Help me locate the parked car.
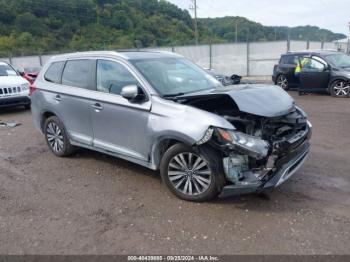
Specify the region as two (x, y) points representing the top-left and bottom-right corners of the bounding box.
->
(31, 51), (312, 202)
(0, 61), (31, 109)
(18, 66), (41, 84)
(273, 50), (350, 97)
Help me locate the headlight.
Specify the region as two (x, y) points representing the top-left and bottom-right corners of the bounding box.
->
(217, 128), (269, 159)
(21, 83), (30, 90)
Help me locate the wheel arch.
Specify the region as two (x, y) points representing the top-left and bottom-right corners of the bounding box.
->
(328, 77), (350, 90)
(150, 136), (195, 170)
(40, 110), (57, 132)
(274, 73), (283, 84)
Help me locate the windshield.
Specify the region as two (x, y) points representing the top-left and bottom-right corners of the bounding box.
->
(131, 57), (222, 97)
(0, 62), (17, 76)
(24, 67), (41, 73)
(325, 53), (350, 68)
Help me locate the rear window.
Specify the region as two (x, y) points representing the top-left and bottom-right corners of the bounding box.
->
(62, 59), (95, 90)
(44, 62), (65, 84)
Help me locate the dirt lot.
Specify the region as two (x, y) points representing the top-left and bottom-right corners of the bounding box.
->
(0, 92), (349, 255)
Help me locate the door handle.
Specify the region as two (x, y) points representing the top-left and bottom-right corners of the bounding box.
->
(92, 103), (103, 111)
(54, 94), (62, 101)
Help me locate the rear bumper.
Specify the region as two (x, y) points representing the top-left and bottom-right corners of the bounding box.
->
(219, 142), (310, 198)
(0, 96), (31, 108)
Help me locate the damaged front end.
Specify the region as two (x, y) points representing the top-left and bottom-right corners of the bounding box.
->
(195, 106), (312, 197)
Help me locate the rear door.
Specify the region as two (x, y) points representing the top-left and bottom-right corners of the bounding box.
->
(56, 59), (96, 145)
(300, 56), (330, 91)
(281, 55), (300, 86)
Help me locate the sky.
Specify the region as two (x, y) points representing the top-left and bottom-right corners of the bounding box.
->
(168, 0), (350, 36)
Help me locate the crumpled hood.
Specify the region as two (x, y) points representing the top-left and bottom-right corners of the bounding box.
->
(0, 76), (29, 87)
(180, 84), (295, 117)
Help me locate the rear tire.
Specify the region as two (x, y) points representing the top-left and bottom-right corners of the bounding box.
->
(160, 143), (224, 202)
(276, 74), (289, 90)
(44, 116), (75, 157)
(330, 80), (350, 98)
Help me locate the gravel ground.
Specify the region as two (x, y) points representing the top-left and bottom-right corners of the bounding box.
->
(0, 92), (349, 255)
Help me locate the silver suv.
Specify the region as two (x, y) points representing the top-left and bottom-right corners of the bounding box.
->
(31, 51), (312, 202)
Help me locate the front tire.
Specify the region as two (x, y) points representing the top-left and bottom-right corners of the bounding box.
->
(160, 143), (224, 202)
(44, 116), (75, 157)
(330, 80), (350, 98)
(276, 74), (289, 90)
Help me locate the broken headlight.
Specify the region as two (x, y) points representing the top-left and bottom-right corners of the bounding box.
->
(217, 128), (269, 159)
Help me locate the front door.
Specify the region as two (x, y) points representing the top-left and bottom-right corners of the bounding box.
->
(300, 56), (330, 92)
(91, 59), (152, 162)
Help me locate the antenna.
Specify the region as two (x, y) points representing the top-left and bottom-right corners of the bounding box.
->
(189, 0), (198, 45)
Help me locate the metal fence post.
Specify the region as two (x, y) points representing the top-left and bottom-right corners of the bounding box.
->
(171, 46), (175, 52)
(209, 41), (212, 69)
(306, 40), (310, 50)
(8, 55), (12, 65)
(39, 54), (43, 66)
(287, 39), (290, 52)
(321, 41), (324, 49)
(246, 41), (250, 77)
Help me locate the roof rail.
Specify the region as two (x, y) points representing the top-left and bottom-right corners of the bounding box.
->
(287, 49), (338, 53)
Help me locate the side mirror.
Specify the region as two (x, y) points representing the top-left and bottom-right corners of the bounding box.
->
(121, 85), (140, 101)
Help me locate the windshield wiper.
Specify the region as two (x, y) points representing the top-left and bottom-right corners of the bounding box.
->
(162, 93), (185, 99)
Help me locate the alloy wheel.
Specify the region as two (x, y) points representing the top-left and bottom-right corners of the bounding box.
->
(333, 81), (350, 97)
(167, 152), (212, 196)
(46, 122), (64, 153)
(277, 75), (288, 90)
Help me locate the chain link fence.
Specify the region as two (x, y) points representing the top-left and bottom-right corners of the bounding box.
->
(1, 40), (345, 77)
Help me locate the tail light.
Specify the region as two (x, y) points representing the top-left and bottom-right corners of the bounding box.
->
(29, 83), (37, 96)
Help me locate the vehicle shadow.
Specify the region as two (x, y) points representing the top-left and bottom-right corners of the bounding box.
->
(73, 148), (161, 182)
(0, 106), (29, 116)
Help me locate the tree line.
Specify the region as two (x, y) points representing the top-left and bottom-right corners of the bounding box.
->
(0, 0), (346, 57)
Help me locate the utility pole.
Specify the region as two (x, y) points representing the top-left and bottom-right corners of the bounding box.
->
(190, 0), (198, 45)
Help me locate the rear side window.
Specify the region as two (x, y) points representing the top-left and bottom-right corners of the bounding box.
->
(44, 61), (65, 84)
(281, 55), (299, 65)
(62, 59), (95, 90)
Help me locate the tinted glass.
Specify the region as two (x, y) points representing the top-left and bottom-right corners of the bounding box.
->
(62, 60), (95, 89)
(281, 55), (299, 65)
(44, 62), (65, 83)
(325, 53), (350, 68)
(97, 60), (138, 95)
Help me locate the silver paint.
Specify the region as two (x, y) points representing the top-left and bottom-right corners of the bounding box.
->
(32, 51), (298, 171)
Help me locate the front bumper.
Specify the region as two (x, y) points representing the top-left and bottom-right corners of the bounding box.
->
(219, 121), (312, 198)
(219, 141), (310, 198)
(0, 96), (31, 108)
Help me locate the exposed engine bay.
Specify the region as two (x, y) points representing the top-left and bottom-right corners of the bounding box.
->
(178, 90), (311, 189)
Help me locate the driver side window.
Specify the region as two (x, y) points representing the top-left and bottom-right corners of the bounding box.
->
(302, 57), (326, 71)
(96, 60), (139, 95)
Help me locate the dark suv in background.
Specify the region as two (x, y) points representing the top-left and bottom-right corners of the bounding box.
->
(273, 50), (350, 97)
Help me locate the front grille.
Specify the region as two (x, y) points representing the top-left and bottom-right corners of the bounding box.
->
(0, 86), (22, 97)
